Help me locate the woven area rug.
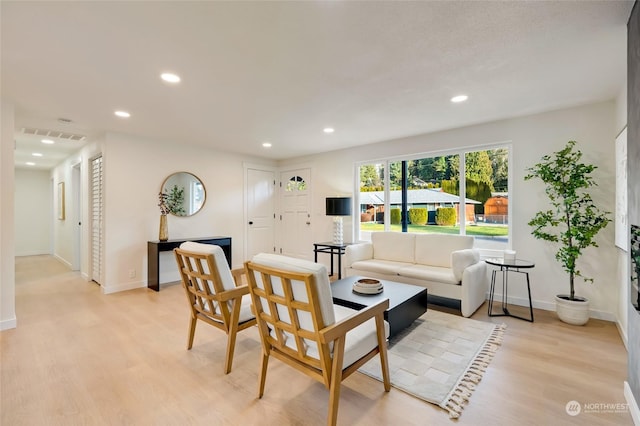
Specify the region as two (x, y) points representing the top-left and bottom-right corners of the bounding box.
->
(359, 309), (506, 419)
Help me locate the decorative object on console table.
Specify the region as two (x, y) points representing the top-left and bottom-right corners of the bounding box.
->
(525, 140), (611, 325)
(158, 215), (168, 241)
(158, 192), (170, 241)
(326, 196), (352, 245)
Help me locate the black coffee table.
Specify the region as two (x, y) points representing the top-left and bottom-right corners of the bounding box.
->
(331, 276), (428, 338)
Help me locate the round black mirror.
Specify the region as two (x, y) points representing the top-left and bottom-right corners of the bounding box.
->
(161, 172), (206, 217)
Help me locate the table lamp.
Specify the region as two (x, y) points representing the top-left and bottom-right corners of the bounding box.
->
(326, 197), (352, 245)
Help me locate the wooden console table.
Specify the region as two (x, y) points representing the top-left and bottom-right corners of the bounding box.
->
(147, 236), (232, 291)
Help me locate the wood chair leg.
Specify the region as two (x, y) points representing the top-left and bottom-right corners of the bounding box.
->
(224, 328), (240, 374)
(187, 314), (197, 350)
(327, 337), (346, 426)
(375, 315), (391, 391)
(224, 332), (237, 374)
(258, 351), (269, 398)
(224, 299), (243, 374)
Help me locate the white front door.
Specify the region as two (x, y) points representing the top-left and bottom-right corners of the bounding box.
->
(246, 167), (276, 259)
(279, 168), (312, 259)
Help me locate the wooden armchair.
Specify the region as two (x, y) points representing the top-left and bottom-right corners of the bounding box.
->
(174, 242), (256, 374)
(244, 253), (390, 426)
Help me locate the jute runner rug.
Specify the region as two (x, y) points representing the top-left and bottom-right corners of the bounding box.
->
(359, 309), (506, 419)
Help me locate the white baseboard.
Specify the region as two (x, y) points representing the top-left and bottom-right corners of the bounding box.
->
(0, 316), (17, 330)
(53, 254), (72, 269)
(15, 250), (50, 257)
(488, 293), (617, 322)
(101, 281), (145, 294)
(617, 320), (629, 350)
(625, 381), (640, 426)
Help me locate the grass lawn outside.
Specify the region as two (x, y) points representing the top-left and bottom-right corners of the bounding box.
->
(359, 222), (508, 237)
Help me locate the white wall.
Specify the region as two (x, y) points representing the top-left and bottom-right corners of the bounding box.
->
(100, 132), (274, 293)
(0, 100), (16, 330)
(15, 169), (52, 256)
(280, 101), (619, 320)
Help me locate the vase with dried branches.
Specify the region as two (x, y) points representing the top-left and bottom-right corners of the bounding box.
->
(158, 192), (170, 241)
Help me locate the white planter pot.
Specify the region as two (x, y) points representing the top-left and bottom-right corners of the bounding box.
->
(555, 295), (589, 325)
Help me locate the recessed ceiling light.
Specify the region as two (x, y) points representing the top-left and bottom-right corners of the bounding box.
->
(451, 95), (469, 103)
(32, 153), (43, 157)
(115, 110), (131, 118)
(323, 127), (335, 134)
(26, 162), (36, 166)
(262, 142), (272, 148)
(41, 139), (55, 144)
(161, 72), (181, 83)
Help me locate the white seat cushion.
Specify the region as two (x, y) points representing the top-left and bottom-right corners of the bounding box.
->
(350, 259), (413, 276)
(398, 264), (459, 285)
(333, 305), (389, 369)
(203, 294), (255, 323)
(301, 304), (389, 368)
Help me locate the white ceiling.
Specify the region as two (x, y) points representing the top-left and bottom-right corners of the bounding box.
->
(2, 1), (633, 170)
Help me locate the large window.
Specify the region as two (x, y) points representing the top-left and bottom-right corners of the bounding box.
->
(357, 146), (510, 249)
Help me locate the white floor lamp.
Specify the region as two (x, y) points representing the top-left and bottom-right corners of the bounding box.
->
(326, 197), (352, 245)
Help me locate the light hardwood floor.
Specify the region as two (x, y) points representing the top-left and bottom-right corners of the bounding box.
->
(1, 255), (632, 425)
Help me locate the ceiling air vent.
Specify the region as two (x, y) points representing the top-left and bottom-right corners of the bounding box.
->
(21, 127), (86, 141)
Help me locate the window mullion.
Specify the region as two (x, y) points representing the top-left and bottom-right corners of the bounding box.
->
(401, 160), (408, 232)
(384, 160), (390, 231)
(459, 154), (466, 235)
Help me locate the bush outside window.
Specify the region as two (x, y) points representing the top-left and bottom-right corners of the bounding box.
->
(357, 147), (509, 249)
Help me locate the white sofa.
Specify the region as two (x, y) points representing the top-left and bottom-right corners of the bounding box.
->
(343, 232), (487, 317)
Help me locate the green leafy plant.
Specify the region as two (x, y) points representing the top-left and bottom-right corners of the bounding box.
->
(435, 207), (456, 226)
(524, 141), (611, 300)
(165, 185), (186, 216)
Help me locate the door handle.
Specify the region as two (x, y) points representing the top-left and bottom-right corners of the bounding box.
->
(306, 221), (311, 225)
(249, 221), (254, 225)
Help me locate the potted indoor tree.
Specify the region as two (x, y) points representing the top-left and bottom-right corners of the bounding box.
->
(524, 141), (611, 325)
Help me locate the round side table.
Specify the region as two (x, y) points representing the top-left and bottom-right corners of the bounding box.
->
(485, 258), (535, 322)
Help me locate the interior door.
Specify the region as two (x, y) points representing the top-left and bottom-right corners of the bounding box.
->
(279, 168), (312, 260)
(72, 163), (82, 271)
(246, 168), (276, 259)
